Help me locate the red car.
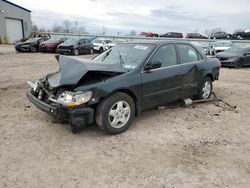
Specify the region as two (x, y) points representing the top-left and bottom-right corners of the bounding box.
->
(39, 38), (66, 52)
(139, 32), (159, 37)
(186, 33), (208, 39)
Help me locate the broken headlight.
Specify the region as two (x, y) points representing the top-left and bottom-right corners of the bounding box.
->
(57, 91), (92, 107)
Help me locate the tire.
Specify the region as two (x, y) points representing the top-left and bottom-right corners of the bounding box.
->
(234, 60), (242, 68)
(89, 48), (94, 54)
(73, 49), (79, 56)
(99, 47), (103, 53)
(196, 77), (213, 100)
(95, 92), (135, 134)
(30, 46), (37, 53)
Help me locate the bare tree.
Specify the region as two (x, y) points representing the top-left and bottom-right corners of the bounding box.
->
(62, 20), (72, 33)
(38, 26), (46, 32)
(52, 23), (63, 33)
(130, 30), (137, 36)
(78, 26), (86, 33)
(204, 28), (223, 37)
(32, 23), (38, 32)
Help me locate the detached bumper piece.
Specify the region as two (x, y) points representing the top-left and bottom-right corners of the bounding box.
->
(26, 92), (94, 132)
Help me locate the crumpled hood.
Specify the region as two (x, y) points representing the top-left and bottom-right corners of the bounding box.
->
(19, 42), (36, 46)
(47, 55), (126, 88)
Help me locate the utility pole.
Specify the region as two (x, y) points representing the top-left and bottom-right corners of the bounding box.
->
(75, 21), (78, 33)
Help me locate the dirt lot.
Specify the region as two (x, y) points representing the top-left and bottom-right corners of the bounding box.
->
(0, 44), (250, 188)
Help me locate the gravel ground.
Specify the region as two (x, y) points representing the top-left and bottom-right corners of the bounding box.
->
(0, 44), (250, 188)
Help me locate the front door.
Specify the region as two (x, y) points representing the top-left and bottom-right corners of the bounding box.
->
(141, 44), (183, 110)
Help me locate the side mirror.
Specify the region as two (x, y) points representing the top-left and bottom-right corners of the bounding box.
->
(144, 61), (162, 71)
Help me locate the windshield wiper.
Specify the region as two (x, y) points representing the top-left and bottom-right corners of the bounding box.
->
(102, 49), (112, 62)
(117, 49), (125, 68)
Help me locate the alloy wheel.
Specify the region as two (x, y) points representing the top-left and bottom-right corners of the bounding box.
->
(108, 101), (131, 128)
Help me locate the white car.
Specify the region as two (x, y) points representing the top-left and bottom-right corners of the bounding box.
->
(106, 39), (125, 49)
(210, 41), (235, 55)
(92, 39), (112, 53)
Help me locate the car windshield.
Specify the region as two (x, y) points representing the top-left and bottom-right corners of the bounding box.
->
(225, 48), (245, 54)
(214, 42), (233, 47)
(93, 43), (154, 70)
(64, 38), (79, 45)
(93, 39), (103, 43)
(25, 38), (39, 43)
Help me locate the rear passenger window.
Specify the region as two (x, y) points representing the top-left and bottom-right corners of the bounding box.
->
(150, 44), (177, 68)
(176, 44), (200, 64)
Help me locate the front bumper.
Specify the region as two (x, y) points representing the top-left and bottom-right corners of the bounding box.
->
(93, 46), (100, 51)
(220, 60), (236, 67)
(57, 48), (72, 54)
(26, 92), (94, 127)
(15, 46), (30, 52)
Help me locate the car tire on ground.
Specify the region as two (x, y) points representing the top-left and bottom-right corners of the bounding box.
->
(73, 49), (79, 56)
(234, 60), (242, 68)
(99, 47), (103, 53)
(89, 48), (94, 54)
(196, 77), (213, 100)
(30, 46), (37, 53)
(95, 92), (135, 134)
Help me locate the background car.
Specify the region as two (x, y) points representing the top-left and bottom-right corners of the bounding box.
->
(15, 37), (49, 52)
(190, 41), (206, 54)
(57, 38), (94, 55)
(39, 37), (66, 53)
(186, 33), (208, 39)
(216, 47), (250, 68)
(139, 32), (159, 37)
(210, 31), (232, 39)
(106, 39), (125, 49)
(232, 31), (250, 40)
(210, 41), (235, 55)
(160, 32), (183, 38)
(92, 39), (112, 53)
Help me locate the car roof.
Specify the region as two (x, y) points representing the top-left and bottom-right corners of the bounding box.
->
(123, 40), (189, 46)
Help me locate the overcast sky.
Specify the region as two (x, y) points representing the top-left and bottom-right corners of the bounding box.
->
(11, 0), (250, 35)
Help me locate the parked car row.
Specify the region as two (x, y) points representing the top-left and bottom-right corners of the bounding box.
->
(139, 31), (250, 40)
(15, 37), (122, 55)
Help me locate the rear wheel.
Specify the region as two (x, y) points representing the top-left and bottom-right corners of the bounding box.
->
(73, 49), (79, 56)
(89, 48), (94, 54)
(196, 77), (213, 99)
(95, 92), (135, 134)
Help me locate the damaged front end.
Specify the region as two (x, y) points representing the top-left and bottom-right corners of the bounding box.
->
(26, 55), (126, 132)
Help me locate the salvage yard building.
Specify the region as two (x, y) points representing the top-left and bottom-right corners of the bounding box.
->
(0, 0), (32, 43)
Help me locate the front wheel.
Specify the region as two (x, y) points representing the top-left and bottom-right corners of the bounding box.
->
(30, 46), (37, 53)
(234, 60), (242, 68)
(95, 92), (135, 134)
(196, 77), (213, 99)
(99, 47), (103, 53)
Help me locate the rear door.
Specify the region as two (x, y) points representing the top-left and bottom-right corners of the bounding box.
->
(243, 48), (250, 65)
(141, 44), (183, 110)
(176, 44), (206, 98)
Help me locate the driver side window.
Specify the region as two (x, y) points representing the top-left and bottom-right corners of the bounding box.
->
(150, 44), (177, 68)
